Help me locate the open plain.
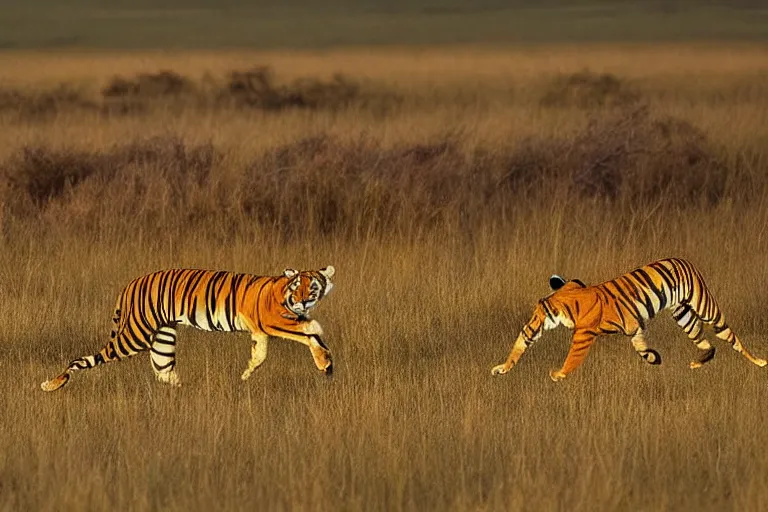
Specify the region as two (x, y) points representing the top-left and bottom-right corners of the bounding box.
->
(1, 39), (768, 510)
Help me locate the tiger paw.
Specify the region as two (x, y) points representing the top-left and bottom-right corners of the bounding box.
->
(549, 369), (566, 382)
(241, 364), (261, 381)
(156, 371), (181, 387)
(491, 364), (510, 376)
(689, 361), (703, 369)
(754, 358), (768, 368)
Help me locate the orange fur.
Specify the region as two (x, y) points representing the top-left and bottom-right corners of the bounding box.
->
(492, 258), (766, 381)
(41, 267), (336, 391)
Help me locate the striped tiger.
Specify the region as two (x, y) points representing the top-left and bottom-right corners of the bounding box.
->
(491, 257), (766, 381)
(41, 266), (336, 391)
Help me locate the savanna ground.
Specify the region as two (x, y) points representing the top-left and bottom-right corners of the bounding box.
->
(1, 7), (768, 509)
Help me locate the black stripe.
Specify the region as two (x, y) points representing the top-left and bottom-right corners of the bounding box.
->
(540, 299), (555, 320)
(231, 273), (247, 328)
(668, 260), (683, 302)
(649, 262), (676, 294)
(316, 273), (328, 299)
(121, 321), (148, 351)
(128, 279), (151, 338)
(204, 272), (220, 330)
(599, 286), (628, 331)
(523, 325), (534, 339)
(267, 324), (309, 337)
(157, 270), (177, 324)
(562, 302), (575, 323)
(636, 268), (667, 312)
(225, 273), (243, 331)
(189, 296), (201, 329)
(311, 335), (329, 351)
(170, 269), (188, 319)
(146, 273), (163, 328)
(623, 275), (655, 320)
(678, 260), (695, 303)
(607, 280), (644, 327)
(182, 270), (209, 322)
(215, 273), (234, 330)
(152, 359), (175, 371)
(672, 305), (688, 321)
(150, 346), (176, 357)
(682, 312), (698, 332)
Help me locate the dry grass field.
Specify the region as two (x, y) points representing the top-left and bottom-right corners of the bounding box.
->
(1, 45), (768, 511)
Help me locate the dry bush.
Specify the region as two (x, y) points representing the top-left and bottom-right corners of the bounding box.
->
(0, 67), (398, 120)
(0, 85), (98, 119)
(102, 70), (195, 99)
(501, 106), (731, 204)
(0, 107), (746, 240)
(540, 70), (640, 109)
(95, 66), (395, 115)
(0, 136), (220, 219)
(222, 67), (362, 111)
(101, 70), (197, 114)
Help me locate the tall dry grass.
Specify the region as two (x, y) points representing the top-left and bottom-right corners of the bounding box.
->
(1, 46), (768, 511)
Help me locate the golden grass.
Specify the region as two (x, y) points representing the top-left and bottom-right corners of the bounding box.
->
(2, 45), (768, 511)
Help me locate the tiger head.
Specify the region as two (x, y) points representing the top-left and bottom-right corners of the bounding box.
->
(281, 266), (335, 318)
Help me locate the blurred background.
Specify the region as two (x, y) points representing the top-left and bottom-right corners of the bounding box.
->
(1, 0), (767, 49)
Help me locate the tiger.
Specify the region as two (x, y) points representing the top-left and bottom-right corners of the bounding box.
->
(41, 266), (336, 391)
(491, 257), (766, 381)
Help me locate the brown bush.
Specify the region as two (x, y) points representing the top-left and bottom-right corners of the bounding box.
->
(498, 106), (729, 204)
(0, 85), (98, 119)
(101, 70), (195, 99)
(540, 70), (640, 108)
(220, 67), (361, 111)
(0, 108), (749, 238)
(0, 136), (220, 217)
(0, 67), (394, 118)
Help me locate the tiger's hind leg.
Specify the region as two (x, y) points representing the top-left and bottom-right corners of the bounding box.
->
(630, 328), (661, 365)
(672, 305), (716, 369)
(150, 325), (181, 387)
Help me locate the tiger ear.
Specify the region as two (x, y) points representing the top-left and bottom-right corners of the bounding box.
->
(320, 266), (335, 279)
(549, 275), (567, 290)
(283, 268), (299, 279)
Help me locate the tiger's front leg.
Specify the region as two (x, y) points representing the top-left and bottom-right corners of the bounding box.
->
(491, 333), (528, 376)
(272, 319), (333, 375)
(304, 320), (333, 375)
(550, 329), (596, 382)
(241, 333), (269, 381)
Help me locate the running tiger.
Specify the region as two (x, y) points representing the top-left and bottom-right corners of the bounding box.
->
(491, 257), (766, 381)
(41, 266), (336, 391)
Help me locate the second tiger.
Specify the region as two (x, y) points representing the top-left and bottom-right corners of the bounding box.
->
(491, 258), (766, 381)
